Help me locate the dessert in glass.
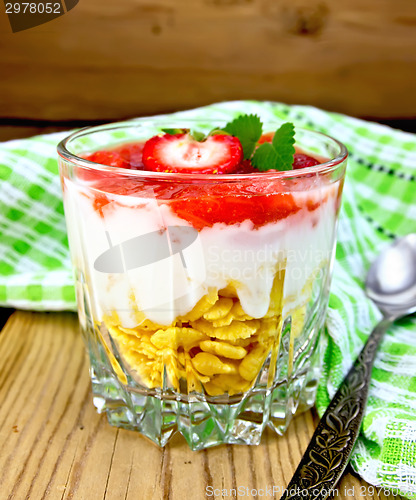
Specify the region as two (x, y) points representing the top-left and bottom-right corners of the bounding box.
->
(57, 115), (347, 450)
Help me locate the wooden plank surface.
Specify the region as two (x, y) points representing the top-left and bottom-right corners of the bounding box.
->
(1, 0), (416, 122)
(0, 310), (404, 500)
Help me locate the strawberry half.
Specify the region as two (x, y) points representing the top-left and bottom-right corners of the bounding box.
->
(142, 133), (243, 174)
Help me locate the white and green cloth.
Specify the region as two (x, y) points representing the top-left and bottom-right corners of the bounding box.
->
(0, 101), (415, 498)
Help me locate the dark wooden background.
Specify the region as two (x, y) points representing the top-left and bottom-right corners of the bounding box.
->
(1, 0), (416, 133)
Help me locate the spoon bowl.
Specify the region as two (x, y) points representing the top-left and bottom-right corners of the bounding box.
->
(366, 233), (416, 317)
(281, 233), (416, 500)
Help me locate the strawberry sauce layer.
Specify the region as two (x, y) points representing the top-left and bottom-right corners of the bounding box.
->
(82, 139), (327, 230)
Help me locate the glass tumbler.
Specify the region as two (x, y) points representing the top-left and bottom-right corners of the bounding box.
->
(57, 120), (347, 450)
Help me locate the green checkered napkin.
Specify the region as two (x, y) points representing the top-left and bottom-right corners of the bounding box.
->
(1, 101), (415, 497)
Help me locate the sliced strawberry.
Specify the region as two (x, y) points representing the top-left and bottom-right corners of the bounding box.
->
(292, 153), (320, 169)
(142, 133), (243, 174)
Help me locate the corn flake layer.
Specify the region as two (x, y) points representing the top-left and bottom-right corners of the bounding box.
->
(103, 271), (308, 396)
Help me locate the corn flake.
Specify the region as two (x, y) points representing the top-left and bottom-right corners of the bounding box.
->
(210, 374), (251, 394)
(103, 268), (311, 396)
(192, 352), (238, 376)
(192, 318), (259, 341)
(230, 301), (253, 321)
(150, 327), (208, 349)
(200, 340), (247, 360)
(218, 282), (238, 298)
(179, 288), (219, 321)
(203, 297), (234, 321)
(239, 345), (269, 382)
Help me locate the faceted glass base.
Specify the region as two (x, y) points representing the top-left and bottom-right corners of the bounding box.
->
(86, 311), (326, 450)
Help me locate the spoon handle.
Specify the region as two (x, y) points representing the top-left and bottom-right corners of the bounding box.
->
(280, 317), (392, 500)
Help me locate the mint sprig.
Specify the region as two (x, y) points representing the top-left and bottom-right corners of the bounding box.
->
(223, 114), (263, 160)
(161, 116), (296, 172)
(252, 122), (295, 171)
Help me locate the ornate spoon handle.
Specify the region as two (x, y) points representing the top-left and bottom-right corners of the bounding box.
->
(280, 317), (393, 500)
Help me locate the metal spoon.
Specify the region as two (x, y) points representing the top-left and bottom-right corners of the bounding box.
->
(280, 233), (416, 500)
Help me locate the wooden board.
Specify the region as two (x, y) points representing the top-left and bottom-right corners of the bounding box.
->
(0, 0), (415, 122)
(0, 310), (405, 499)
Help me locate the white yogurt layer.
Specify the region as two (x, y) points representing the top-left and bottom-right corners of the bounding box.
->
(63, 178), (340, 327)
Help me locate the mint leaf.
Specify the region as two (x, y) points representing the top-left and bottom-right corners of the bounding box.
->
(161, 128), (188, 135)
(223, 114), (263, 160)
(252, 122), (295, 171)
(251, 143), (278, 171)
(272, 122), (295, 170)
(190, 130), (206, 141)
